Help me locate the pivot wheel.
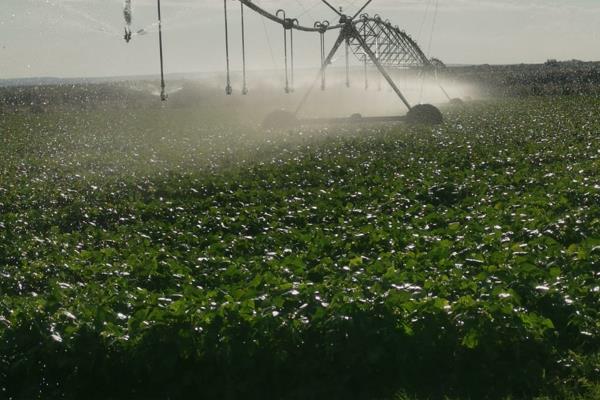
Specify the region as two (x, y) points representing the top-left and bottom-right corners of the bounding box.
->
(406, 104), (443, 125)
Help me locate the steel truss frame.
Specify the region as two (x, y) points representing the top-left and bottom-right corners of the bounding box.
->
(236, 0), (444, 112)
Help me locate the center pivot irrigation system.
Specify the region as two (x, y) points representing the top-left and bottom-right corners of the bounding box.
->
(125, 0), (454, 126)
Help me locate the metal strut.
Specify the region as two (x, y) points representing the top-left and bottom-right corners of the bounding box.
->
(290, 28), (294, 92)
(314, 20), (329, 91)
(290, 19), (298, 93)
(349, 23), (412, 110)
(295, 13), (415, 116)
(142, 0), (452, 111)
(277, 10), (290, 94)
(240, 1), (248, 95)
(239, 0), (342, 32)
(322, 0), (343, 17)
(233, 0), (436, 67)
(352, 0), (372, 19)
(224, 0), (232, 95)
(157, 0), (166, 101)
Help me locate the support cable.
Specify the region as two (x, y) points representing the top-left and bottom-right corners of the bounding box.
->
(426, 0), (439, 57)
(284, 28), (289, 93)
(423, 0), (439, 100)
(345, 37), (350, 88)
(157, 0), (167, 101)
(320, 32), (326, 90)
(363, 54), (368, 90)
(314, 21), (329, 90)
(376, 34), (381, 91)
(363, 22), (368, 90)
(260, 12), (277, 69)
(240, 0), (341, 32)
(276, 10), (290, 94)
(224, 0), (233, 95)
(290, 19), (298, 92)
(349, 24), (412, 110)
(296, 0), (321, 19)
(416, 0), (432, 44)
(420, 0), (449, 102)
(241, 1), (248, 95)
(295, 27), (347, 115)
(296, 21), (414, 116)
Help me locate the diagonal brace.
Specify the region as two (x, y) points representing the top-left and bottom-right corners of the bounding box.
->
(348, 24), (412, 110)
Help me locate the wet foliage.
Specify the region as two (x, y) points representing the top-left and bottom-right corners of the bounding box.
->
(0, 95), (599, 399)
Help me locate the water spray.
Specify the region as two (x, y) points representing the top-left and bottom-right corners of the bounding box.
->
(124, 0), (456, 123)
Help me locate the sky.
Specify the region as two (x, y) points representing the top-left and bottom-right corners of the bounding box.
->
(1, 0), (599, 79)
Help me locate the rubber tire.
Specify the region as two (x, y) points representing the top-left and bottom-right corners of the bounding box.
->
(406, 104), (443, 125)
(263, 110), (298, 129)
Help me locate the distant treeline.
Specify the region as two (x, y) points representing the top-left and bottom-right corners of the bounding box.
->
(0, 81), (238, 115)
(446, 61), (600, 97)
(0, 83), (157, 114)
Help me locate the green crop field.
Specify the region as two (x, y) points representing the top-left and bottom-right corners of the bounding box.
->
(1, 90), (599, 399)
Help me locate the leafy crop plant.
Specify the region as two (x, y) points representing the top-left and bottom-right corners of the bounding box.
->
(0, 93), (599, 400)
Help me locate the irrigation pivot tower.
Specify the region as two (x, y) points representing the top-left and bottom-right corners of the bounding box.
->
(136, 0), (449, 124)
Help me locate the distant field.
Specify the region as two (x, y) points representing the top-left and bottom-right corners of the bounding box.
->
(1, 65), (599, 399)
